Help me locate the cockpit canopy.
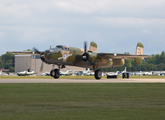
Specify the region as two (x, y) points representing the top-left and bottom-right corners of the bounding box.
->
(56, 45), (70, 51)
(50, 45), (70, 54)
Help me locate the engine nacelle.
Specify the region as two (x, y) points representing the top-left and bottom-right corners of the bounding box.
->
(134, 58), (143, 64)
(88, 52), (97, 61)
(112, 59), (125, 66)
(82, 52), (97, 63)
(40, 52), (51, 64)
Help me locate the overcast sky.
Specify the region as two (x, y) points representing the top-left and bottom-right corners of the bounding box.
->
(0, 0), (165, 55)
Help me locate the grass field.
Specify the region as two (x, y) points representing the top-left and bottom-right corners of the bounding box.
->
(1, 75), (165, 79)
(0, 83), (165, 120)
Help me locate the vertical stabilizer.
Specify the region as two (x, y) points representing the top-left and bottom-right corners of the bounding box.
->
(135, 43), (144, 64)
(123, 67), (126, 73)
(135, 42), (144, 55)
(89, 41), (97, 52)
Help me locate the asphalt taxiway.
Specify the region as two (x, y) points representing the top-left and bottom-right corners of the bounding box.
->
(0, 78), (165, 83)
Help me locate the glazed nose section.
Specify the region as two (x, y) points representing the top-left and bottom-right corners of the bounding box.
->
(44, 50), (51, 60)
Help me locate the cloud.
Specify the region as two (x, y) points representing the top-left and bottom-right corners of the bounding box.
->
(141, 29), (152, 34)
(96, 17), (165, 28)
(0, 31), (5, 38)
(54, 0), (165, 18)
(0, 0), (165, 55)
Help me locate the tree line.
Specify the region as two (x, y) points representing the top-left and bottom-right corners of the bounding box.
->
(0, 49), (33, 72)
(0, 52), (15, 72)
(0, 51), (165, 72)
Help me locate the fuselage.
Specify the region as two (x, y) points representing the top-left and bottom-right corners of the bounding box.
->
(42, 45), (125, 69)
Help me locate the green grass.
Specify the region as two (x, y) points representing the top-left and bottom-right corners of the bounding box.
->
(0, 83), (165, 120)
(0, 75), (165, 79)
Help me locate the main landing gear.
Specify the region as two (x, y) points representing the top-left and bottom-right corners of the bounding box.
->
(94, 69), (102, 80)
(50, 64), (102, 80)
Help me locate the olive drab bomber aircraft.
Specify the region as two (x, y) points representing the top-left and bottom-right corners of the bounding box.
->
(12, 41), (151, 79)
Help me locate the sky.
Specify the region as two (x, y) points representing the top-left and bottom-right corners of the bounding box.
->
(0, 0), (165, 55)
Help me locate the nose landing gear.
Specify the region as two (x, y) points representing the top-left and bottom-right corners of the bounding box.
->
(50, 69), (60, 79)
(50, 65), (60, 79)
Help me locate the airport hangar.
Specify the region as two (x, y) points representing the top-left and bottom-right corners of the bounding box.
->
(15, 55), (85, 74)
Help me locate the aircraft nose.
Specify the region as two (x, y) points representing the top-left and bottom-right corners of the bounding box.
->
(44, 50), (51, 60)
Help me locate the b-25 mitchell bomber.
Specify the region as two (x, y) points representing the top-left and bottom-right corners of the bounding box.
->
(12, 41), (151, 79)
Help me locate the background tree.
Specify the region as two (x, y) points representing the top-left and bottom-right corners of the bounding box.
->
(1, 52), (15, 72)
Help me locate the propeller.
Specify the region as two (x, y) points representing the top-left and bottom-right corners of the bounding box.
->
(84, 41), (87, 53)
(40, 62), (44, 72)
(82, 41), (89, 61)
(33, 47), (41, 54)
(33, 47), (44, 72)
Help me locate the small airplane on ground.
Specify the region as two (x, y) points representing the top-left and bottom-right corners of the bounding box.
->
(60, 69), (70, 76)
(142, 71), (153, 76)
(17, 69), (35, 76)
(12, 41), (151, 79)
(0, 71), (2, 76)
(106, 67), (127, 76)
(83, 68), (95, 76)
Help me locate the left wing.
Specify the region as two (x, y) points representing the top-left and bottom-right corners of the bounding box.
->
(8, 51), (40, 55)
(97, 53), (151, 59)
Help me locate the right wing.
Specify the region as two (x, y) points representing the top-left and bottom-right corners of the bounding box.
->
(97, 53), (152, 59)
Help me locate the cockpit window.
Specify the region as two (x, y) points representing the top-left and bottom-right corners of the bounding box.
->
(56, 45), (69, 51)
(56, 45), (63, 49)
(51, 47), (59, 53)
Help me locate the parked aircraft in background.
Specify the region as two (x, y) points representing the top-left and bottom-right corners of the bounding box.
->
(143, 71), (153, 76)
(0, 71), (9, 76)
(83, 68), (94, 76)
(17, 69), (36, 76)
(60, 69), (70, 76)
(118, 67), (127, 76)
(134, 71), (143, 76)
(106, 71), (119, 76)
(106, 67), (127, 76)
(40, 72), (50, 76)
(11, 41), (151, 79)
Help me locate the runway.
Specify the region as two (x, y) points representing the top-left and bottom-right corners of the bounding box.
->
(0, 78), (165, 83)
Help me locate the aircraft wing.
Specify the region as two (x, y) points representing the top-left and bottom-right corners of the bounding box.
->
(97, 53), (152, 59)
(8, 51), (40, 55)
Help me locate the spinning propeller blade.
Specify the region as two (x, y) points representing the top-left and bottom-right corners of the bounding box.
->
(33, 47), (41, 54)
(33, 47), (44, 72)
(84, 41), (87, 53)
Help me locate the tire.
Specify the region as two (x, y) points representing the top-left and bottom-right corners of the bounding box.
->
(127, 73), (129, 79)
(50, 70), (55, 77)
(122, 73), (125, 79)
(54, 69), (60, 79)
(94, 69), (102, 80)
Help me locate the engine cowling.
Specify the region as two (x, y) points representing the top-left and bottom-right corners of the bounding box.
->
(40, 52), (51, 64)
(82, 52), (97, 63)
(112, 59), (125, 66)
(81, 51), (97, 67)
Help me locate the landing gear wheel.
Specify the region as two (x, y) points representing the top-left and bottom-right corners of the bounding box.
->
(50, 70), (55, 77)
(50, 69), (60, 79)
(54, 69), (60, 79)
(122, 73), (129, 79)
(95, 69), (102, 80)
